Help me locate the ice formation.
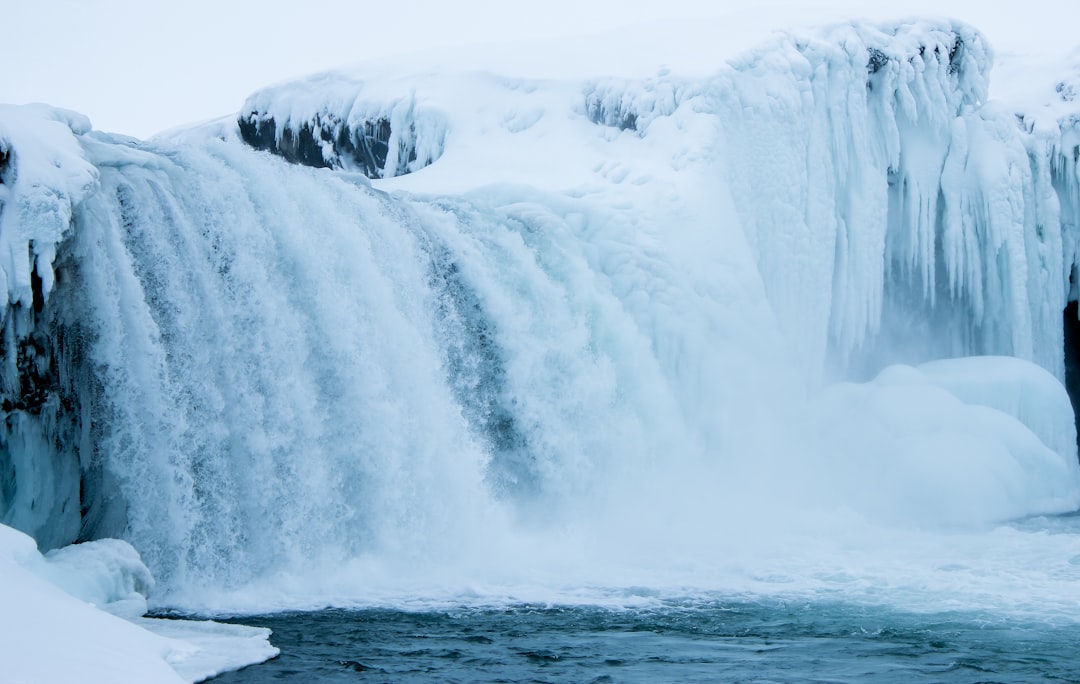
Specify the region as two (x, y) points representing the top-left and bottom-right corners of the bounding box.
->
(3, 14), (1080, 682)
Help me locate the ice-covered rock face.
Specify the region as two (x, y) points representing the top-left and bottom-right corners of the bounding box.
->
(0, 106), (100, 550)
(582, 78), (685, 132)
(238, 112), (396, 175)
(237, 76), (448, 178)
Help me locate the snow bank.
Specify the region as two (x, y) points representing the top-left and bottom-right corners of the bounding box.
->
(0, 523), (277, 683)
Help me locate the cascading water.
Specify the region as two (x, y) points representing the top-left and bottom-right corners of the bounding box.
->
(64, 139), (509, 594)
(43, 127), (787, 602)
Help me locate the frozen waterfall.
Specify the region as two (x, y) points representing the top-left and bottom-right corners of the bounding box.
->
(1, 18), (1080, 612)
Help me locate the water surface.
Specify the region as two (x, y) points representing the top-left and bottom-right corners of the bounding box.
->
(205, 601), (1080, 683)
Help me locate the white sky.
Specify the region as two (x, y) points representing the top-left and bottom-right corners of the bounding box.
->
(4, 0), (1078, 139)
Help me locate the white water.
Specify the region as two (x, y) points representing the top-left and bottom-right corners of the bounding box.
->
(4, 18), (1080, 628)
(70, 130), (784, 604)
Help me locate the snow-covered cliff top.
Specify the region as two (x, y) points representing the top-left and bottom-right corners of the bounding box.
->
(230, 16), (1076, 194)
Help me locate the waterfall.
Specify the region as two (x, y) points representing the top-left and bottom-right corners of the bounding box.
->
(2, 19), (1080, 611)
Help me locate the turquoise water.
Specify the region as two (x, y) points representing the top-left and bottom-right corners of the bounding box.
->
(204, 601), (1080, 682)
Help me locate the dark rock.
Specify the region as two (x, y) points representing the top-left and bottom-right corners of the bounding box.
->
(238, 111), (427, 179)
(1063, 300), (1080, 460)
(585, 96), (638, 131)
(866, 48), (889, 75)
(0, 142), (9, 184)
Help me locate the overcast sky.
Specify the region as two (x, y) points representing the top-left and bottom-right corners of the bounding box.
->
(4, 0), (1077, 138)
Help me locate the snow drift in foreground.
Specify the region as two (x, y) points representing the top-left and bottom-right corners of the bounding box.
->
(0, 524), (277, 683)
(3, 13), (1080, 682)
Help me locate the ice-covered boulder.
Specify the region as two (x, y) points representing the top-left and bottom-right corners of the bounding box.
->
(238, 74), (448, 177)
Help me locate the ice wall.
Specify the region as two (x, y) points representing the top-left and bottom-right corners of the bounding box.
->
(0, 106), (98, 549)
(710, 21), (1073, 384)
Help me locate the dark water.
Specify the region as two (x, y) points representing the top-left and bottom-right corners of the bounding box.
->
(202, 601), (1080, 683)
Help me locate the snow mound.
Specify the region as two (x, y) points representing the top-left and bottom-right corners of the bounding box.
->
(809, 357), (1080, 527)
(0, 523), (277, 683)
(910, 355), (1077, 465)
(40, 537), (156, 618)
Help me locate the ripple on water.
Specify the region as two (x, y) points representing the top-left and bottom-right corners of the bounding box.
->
(199, 601), (1080, 683)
